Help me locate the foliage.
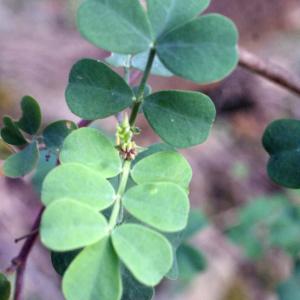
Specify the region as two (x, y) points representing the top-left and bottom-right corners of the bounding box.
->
(0, 273), (11, 300)
(227, 195), (300, 259)
(0, 0), (239, 299)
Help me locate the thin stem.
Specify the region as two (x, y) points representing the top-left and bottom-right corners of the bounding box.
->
(108, 160), (131, 230)
(129, 48), (156, 127)
(239, 47), (300, 96)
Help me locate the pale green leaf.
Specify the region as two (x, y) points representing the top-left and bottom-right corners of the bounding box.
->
(112, 224), (173, 286)
(131, 151), (192, 189)
(3, 142), (39, 178)
(143, 90), (216, 148)
(78, 0), (153, 54)
(42, 163), (115, 209)
(63, 238), (122, 300)
(157, 14), (239, 83)
(123, 182), (189, 232)
(60, 127), (122, 178)
(41, 198), (108, 251)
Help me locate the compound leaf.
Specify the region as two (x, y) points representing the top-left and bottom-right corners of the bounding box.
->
(60, 127), (122, 178)
(143, 90), (216, 148)
(3, 141), (39, 178)
(41, 198), (108, 251)
(157, 14), (238, 84)
(78, 0), (152, 54)
(123, 183), (189, 232)
(16, 96), (41, 135)
(1, 116), (27, 146)
(43, 120), (77, 152)
(63, 238), (122, 300)
(66, 59), (134, 120)
(131, 151), (192, 189)
(263, 119), (300, 188)
(42, 163), (115, 210)
(112, 224), (173, 286)
(147, 0), (210, 38)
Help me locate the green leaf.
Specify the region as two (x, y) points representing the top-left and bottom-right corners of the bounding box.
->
(147, 0), (210, 38)
(121, 266), (154, 300)
(43, 120), (77, 152)
(41, 198), (108, 251)
(157, 14), (239, 83)
(177, 244), (207, 284)
(123, 182), (189, 232)
(143, 90), (216, 148)
(3, 141), (39, 178)
(60, 127), (122, 178)
(66, 59), (134, 120)
(32, 149), (57, 194)
(77, 0), (153, 54)
(16, 96), (41, 134)
(131, 151), (192, 189)
(132, 51), (173, 77)
(112, 224), (173, 286)
(42, 163), (115, 210)
(63, 238), (122, 300)
(1, 116), (27, 146)
(51, 250), (81, 276)
(0, 139), (14, 160)
(263, 119), (300, 188)
(0, 273), (11, 300)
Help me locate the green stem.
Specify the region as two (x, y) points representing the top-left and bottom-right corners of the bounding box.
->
(108, 160), (131, 230)
(129, 48), (156, 127)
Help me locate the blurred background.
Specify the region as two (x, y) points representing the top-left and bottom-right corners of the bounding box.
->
(1, 0), (300, 299)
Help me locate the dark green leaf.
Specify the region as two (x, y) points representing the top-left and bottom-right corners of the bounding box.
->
(63, 238), (122, 300)
(32, 149), (57, 194)
(78, 0), (153, 54)
(51, 250), (81, 276)
(16, 96), (41, 134)
(157, 14), (239, 83)
(41, 198), (109, 251)
(147, 0), (210, 38)
(43, 120), (77, 152)
(177, 244), (207, 284)
(3, 141), (39, 178)
(42, 163), (115, 210)
(66, 59), (134, 120)
(0, 139), (14, 160)
(60, 128), (122, 178)
(123, 182), (189, 232)
(263, 119), (300, 188)
(1, 116), (27, 146)
(143, 90), (216, 148)
(0, 273), (11, 300)
(121, 266), (154, 300)
(112, 224), (173, 286)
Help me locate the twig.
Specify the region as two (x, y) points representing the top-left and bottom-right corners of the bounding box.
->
(6, 208), (44, 300)
(14, 229), (39, 243)
(239, 47), (300, 96)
